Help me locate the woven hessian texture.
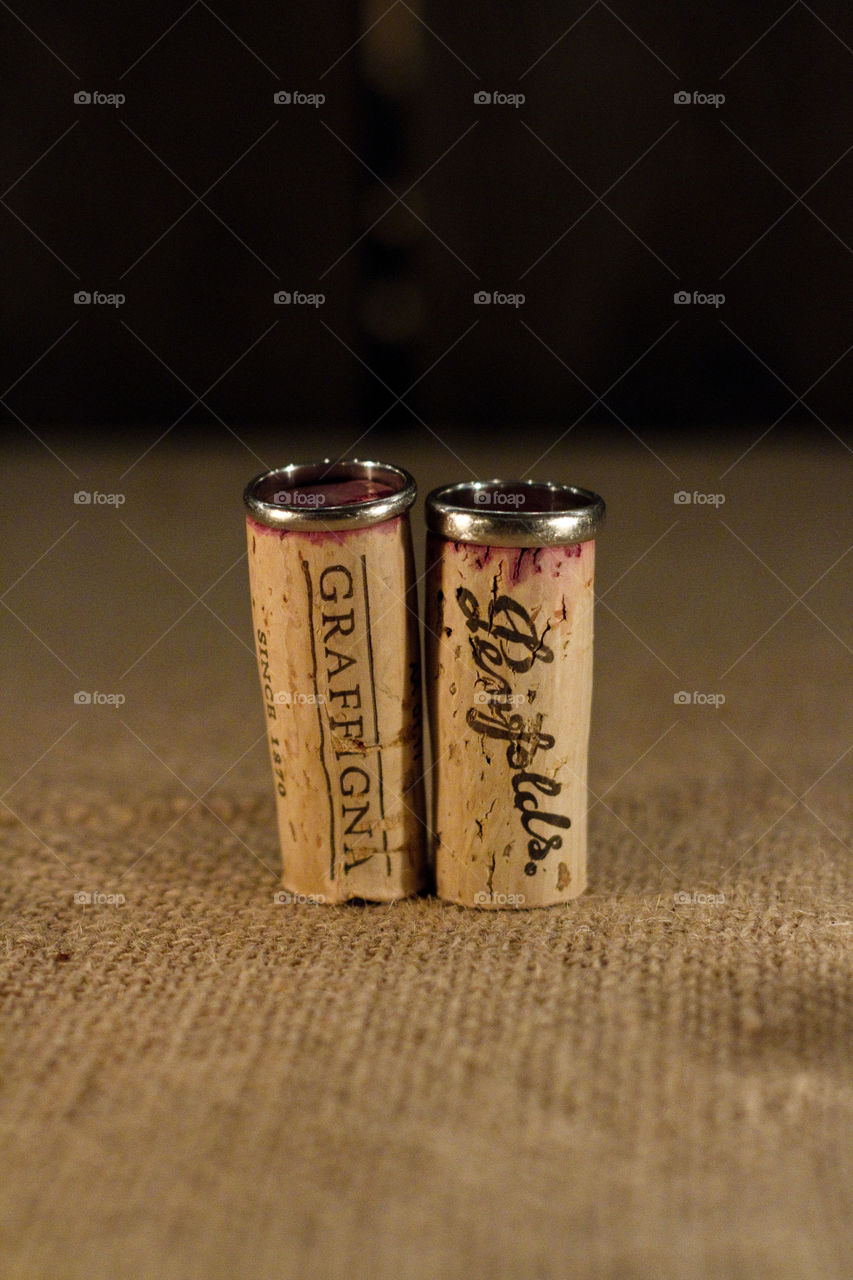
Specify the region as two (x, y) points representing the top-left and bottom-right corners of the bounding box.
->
(1, 437), (851, 1279)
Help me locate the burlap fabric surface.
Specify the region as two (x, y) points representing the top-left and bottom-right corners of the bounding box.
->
(1, 434), (850, 1278)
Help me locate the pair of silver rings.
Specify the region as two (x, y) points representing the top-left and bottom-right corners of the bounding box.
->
(244, 459), (605, 548)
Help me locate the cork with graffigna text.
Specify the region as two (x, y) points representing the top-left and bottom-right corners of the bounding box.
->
(247, 512), (427, 903)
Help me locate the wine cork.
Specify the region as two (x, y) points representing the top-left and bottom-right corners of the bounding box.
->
(425, 480), (606, 909)
(245, 460), (427, 902)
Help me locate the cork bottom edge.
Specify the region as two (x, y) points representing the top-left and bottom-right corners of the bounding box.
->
(278, 879), (588, 908)
(437, 888), (589, 910)
(279, 878), (428, 906)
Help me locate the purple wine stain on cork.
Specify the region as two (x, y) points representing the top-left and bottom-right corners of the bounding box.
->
(449, 540), (591, 584)
(247, 478), (401, 543)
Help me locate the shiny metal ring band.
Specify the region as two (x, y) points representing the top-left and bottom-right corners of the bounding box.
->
(425, 479), (605, 547)
(244, 459), (417, 531)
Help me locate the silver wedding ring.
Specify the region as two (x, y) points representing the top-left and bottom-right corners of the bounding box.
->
(245, 459), (417, 531)
(425, 479), (605, 547)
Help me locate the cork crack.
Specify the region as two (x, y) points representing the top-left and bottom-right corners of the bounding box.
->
(329, 726), (418, 754)
(532, 619), (553, 663)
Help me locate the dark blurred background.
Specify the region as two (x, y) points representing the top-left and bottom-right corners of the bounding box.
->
(2, 0), (853, 445)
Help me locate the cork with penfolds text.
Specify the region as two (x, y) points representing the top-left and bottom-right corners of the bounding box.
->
(425, 480), (605, 909)
(244, 460), (427, 903)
